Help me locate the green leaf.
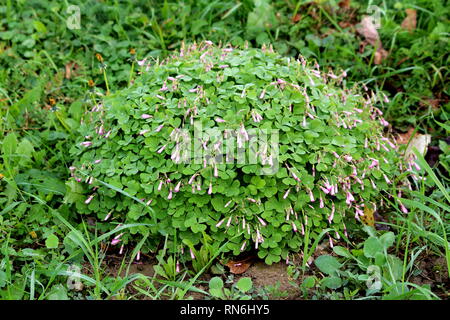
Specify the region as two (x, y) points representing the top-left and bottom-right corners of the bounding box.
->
(314, 255), (342, 275)
(209, 277), (224, 298)
(322, 276), (342, 289)
(302, 276), (316, 289)
(333, 246), (352, 258)
(46, 284), (69, 300)
(364, 237), (384, 258)
(236, 277), (252, 293)
(379, 232), (395, 250)
(45, 234), (59, 249)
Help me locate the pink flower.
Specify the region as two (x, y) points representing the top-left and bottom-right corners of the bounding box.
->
(114, 233), (124, 240)
(174, 181), (182, 193)
(157, 145), (167, 154)
(383, 173), (391, 184)
(214, 165), (218, 177)
(399, 202), (408, 214)
(155, 124), (164, 132)
(136, 251), (141, 261)
(80, 141), (92, 147)
(328, 235), (334, 248)
(309, 190), (315, 202)
(379, 118), (389, 127)
(215, 117), (226, 123)
(137, 59), (147, 66)
(368, 159), (379, 169)
(139, 129), (150, 135)
(111, 238), (121, 246)
(257, 216), (267, 227)
(119, 244), (124, 254)
(176, 261), (180, 273)
(85, 194), (94, 204)
(345, 191), (355, 205)
(94, 159), (102, 164)
(190, 248), (196, 260)
(226, 217), (232, 228)
(208, 183), (212, 195)
(167, 189), (173, 200)
(283, 189), (291, 199)
(224, 200), (232, 208)
(259, 88), (266, 99)
(104, 212), (112, 221)
(291, 171), (301, 182)
(240, 241), (247, 252)
(216, 219), (225, 228)
(328, 203), (335, 224)
(292, 222), (297, 232)
(141, 114), (152, 119)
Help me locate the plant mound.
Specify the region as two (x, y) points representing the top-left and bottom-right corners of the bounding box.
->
(69, 42), (403, 264)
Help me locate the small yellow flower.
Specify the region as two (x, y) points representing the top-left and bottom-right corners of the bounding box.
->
(0, 173), (4, 180)
(49, 98), (56, 106)
(129, 48), (136, 55)
(88, 79), (95, 87)
(29, 231), (37, 239)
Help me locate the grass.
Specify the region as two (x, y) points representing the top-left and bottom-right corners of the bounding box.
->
(0, 0), (449, 300)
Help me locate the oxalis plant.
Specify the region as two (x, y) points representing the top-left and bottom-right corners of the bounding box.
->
(68, 41), (413, 265)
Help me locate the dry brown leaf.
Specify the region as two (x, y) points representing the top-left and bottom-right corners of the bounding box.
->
(339, 21), (353, 29)
(338, 0), (351, 9)
(374, 48), (389, 65)
(397, 127), (416, 145)
(401, 9), (417, 32)
(291, 13), (301, 23)
(356, 16), (381, 47)
(356, 16), (388, 64)
(65, 62), (80, 80)
(225, 259), (252, 274)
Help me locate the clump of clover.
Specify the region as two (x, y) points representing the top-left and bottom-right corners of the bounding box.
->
(69, 42), (408, 265)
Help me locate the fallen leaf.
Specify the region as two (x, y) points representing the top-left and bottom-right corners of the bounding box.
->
(65, 63), (71, 79)
(65, 62), (80, 80)
(225, 258), (252, 274)
(405, 133), (432, 158)
(291, 13), (301, 23)
(356, 16), (381, 47)
(401, 9), (417, 32)
(360, 206), (375, 227)
(356, 16), (389, 64)
(420, 98), (440, 110)
(338, 0), (351, 9)
(397, 127), (415, 145)
(374, 48), (389, 65)
(339, 21), (353, 29)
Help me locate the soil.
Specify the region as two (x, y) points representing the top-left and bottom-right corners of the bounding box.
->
(79, 239), (448, 300)
(409, 254), (449, 299)
(240, 260), (302, 299)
